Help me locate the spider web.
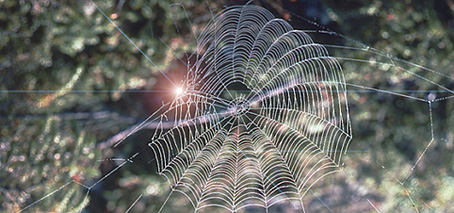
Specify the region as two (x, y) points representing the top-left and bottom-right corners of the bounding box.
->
(146, 5), (351, 212)
(6, 0), (454, 212)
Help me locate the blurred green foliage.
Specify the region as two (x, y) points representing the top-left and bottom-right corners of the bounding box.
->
(1, 116), (100, 212)
(1, 0), (453, 212)
(1, 0), (204, 211)
(323, 0), (454, 211)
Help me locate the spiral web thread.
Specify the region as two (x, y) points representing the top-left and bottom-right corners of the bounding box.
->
(150, 5), (352, 212)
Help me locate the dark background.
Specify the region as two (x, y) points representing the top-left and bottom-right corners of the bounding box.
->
(1, 0), (454, 212)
